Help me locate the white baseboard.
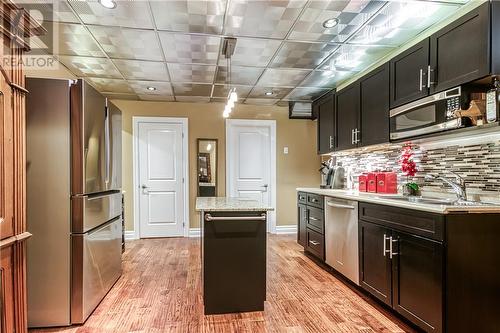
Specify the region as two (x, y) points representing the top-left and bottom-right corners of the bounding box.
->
(275, 225), (297, 235)
(188, 228), (201, 237)
(125, 230), (138, 240)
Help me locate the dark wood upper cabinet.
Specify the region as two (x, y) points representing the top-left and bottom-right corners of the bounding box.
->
(359, 63), (390, 147)
(315, 91), (335, 155)
(336, 83), (360, 151)
(430, 2), (490, 94)
(392, 231), (443, 333)
(390, 39), (430, 108)
(359, 220), (392, 307)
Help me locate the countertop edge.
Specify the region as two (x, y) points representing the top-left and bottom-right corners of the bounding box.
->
(296, 188), (500, 214)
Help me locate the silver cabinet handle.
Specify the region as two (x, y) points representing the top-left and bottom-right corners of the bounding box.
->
(427, 65), (435, 88)
(419, 68), (424, 91)
(327, 202), (355, 210)
(390, 237), (398, 259)
(383, 234), (391, 257)
(205, 213), (266, 221)
(354, 128), (360, 144)
(309, 217), (320, 221)
(329, 135), (334, 149)
(309, 240), (320, 246)
(351, 129), (355, 145)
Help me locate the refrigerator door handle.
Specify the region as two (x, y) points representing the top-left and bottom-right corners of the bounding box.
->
(104, 102), (110, 186)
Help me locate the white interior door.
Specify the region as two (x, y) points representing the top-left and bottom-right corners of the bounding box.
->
(138, 121), (185, 238)
(226, 119), (276, 232)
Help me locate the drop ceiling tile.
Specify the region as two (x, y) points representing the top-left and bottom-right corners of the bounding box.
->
(224, 0), (307, 39)
(349, 1), (461, 46)
(215, 66), (264, 86)
(244, 98), (280, 106)
(69, 0), (154, 29)
(103, 93), (139, 101)
(138, 95), (176, 102)
(212, 85), (252, 99)
(248, 87), (292, 99)
(19, 1), (79, 23)
(35, 22), (104, 57)
(300, 69), (353, 88)
(284, 87), (331, 101)
(270, 41), (338, 69)
(257, 68), (311, 88)
(151, 0), (226, 34)
(168, 64), (216, 84)
(320, 45), (394, 72)
(218, 38), (281, 67)
(288, 0), (385, 42)
(59, 55), (122, 78)
(128, 81), (173, 96)
(276, 100), (290, 107)
(86, 77), (133, 94)
(160, 33), (220, 65)
(176, 96), (211, 103)
(172, 83), (212, 96)
(113, 59), (170, 81)
(89, 26), (163, 61)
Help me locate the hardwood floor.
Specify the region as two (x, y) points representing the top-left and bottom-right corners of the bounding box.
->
(30, 235), (417, 333)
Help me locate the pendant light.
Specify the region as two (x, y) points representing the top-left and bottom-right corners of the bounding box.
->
(222, 37), (237, 118)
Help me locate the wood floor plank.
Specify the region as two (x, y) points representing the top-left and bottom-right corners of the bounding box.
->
(29, 235), (417, 333)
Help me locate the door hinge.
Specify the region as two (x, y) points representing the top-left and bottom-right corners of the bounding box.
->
(182, 178), (185, 183)
(182, 132), (185, 138)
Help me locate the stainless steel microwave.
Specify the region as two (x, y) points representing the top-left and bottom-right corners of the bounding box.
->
(389, 86), (472, 140)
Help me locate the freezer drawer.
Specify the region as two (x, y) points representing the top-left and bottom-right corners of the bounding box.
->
(71, 217), (122, 324)
(72, 192), (122, 233)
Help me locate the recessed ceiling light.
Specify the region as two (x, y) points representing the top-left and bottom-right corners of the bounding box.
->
(265, 91), (273, 96)
(147, 86), (156, 91)
(98, 0), (117, 9)
(322, 18), (339, 29)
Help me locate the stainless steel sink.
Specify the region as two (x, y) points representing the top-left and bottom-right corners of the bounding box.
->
(378, 195), (490, 206)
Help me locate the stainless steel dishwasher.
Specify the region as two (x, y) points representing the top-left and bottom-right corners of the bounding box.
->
(324, 198), (359, 285)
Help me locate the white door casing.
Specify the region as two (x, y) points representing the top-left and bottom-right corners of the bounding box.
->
(226, 119), (276, 232)
(133, 117), (188, 238)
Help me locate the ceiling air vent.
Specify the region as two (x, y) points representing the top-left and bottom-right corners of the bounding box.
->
(289, 101), (315, 119)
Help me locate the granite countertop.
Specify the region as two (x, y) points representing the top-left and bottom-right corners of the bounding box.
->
(196, 197), (275, 212)
(296, 188), (500, 214)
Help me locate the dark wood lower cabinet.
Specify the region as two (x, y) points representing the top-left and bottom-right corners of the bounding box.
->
(359, 221), (392, 307)
(392, 232), (443, 333)
(297, 204), (307, 247)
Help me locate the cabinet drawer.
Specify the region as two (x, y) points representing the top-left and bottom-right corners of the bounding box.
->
(306, 228), (324, 261)
(307, 193), (323, 209)
(307, 206), (324, 234)
(359, 203), (444, 242)
(297, 192), (307, 204)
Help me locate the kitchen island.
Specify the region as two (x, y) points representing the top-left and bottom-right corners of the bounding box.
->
(195, 197), (274, 315)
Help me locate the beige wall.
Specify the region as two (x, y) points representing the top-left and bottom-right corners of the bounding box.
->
(113, 100), (320, 231)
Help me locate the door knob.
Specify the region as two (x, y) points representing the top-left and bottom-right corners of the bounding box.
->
(141, 184), (149, 194)
(262, 184), (269, 192)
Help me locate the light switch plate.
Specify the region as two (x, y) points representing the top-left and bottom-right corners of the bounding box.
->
(283, 147), (289, 154)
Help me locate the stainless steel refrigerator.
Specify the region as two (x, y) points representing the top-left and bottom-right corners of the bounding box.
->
(26, 78), (123, 327)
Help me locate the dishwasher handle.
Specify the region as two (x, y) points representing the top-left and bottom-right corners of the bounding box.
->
(326, 201), (356, 210)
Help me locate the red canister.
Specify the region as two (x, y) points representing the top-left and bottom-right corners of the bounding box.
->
(367, 173), (377, 193)
(377, 172), (398, 194)
(358, 174), (367, 192)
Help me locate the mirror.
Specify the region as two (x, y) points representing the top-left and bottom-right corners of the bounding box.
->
(197, 139), (218, 197)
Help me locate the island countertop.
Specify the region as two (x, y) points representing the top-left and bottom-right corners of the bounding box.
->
(196, 197), (274, 212)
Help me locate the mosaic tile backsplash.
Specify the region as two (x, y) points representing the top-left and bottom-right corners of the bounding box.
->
(332, 140), (500, 193)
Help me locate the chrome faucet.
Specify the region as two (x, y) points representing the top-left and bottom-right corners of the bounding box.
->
(425, 172), (467, 201)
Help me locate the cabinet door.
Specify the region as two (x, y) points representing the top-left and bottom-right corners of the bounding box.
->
(297, 204), (307, 247)
(392, 232), (443, 333)
(316, 92), (335, 154)
(390, 39), (430, 108)
(1, 245), (15, 333)
(430, 2), (490, 94)
(359, 221), (392, 306)
(359, 63), (390, 147)
(336, 83), (359, 151)
(0, 75), (14, 240)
